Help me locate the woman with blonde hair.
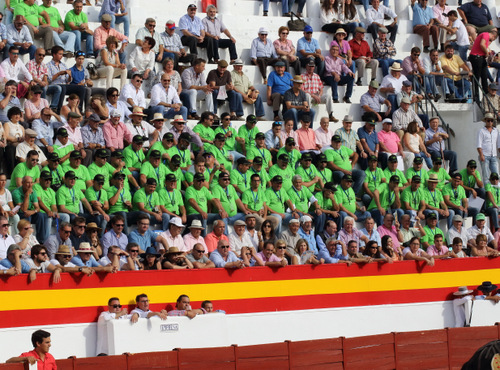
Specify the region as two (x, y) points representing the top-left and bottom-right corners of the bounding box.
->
(96, 36), (127, 89)
(13, 219), (39, 259)
(292, 238), (323, 265)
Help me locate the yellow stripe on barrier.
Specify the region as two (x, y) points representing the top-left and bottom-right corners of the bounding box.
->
(3, 268), (500, 311)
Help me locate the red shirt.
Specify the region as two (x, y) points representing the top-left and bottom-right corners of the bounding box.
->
(348, 38), (373, 60)
(20, 350), (57, 370)
(470, 32), (489, 57)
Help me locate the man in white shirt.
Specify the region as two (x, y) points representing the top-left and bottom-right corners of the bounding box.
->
(125, 107), (156, 150)
(130, 293), (167, 323)
(0, 215), (16, 259)
(96, 297), (130, 355)
(379, 62), (408, 112)
(422, 49), (447, 101)
(229, 219), (254, 257)
(149, 73), (188, 120)
(179, 58), (214, 120)
(1, 46), (33, 96)
(366, 0), (398, 44)
(477, 113), (499, 184)
(438, 10), (469, 62)
(466, 213), (497, 250)
(119, 74), (147, 109)
(315, 117), (335, 149)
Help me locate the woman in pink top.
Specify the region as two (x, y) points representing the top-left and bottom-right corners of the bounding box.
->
(279, 119), (299, 149)
(470, 29), (498, 95)
(273, 26), (301, 75)
(330, 28), (354, 73)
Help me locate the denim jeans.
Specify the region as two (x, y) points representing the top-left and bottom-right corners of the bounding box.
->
(423, 208), (455, 230)
(283, 107), (316, 130)
(6, 43), (36, 59)
(378, 58), (402, 77)
(53, 31), (76, 52)
(339, 210), (371, 226)
(71, 30), (94, 56)
(428, 149), (458, 173)
(449, 42), (469, 63)
(111, 13), (130, 37)
(262, 0), (288, 13)
(45, 84), (64, 111)
(444, 78), (471, 99)
(361, 0), (389, 10)
(228, 92), (265, 117)
(324, 74), (354, 101)
(370, 208), (404, 227)
(424, 74), (447, 95)
(480, 156), (499, 184)
(180, 89), (215, 114)
(486, 207), (500, 230)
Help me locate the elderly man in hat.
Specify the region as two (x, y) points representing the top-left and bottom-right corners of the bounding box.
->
(392, 97), (425, 140)
(81, 113), (105, 165)
(206, 60), (239, 118)
(149, 73), (188, 120)
(333, 115), (365, 156)
(378, 119), (408, 168)
(93, 13), (128, 63)
(476, 112), (499, 182)
(440, 44), (472, 102)
(250, 27), (279, 84)
(160, 217), (187, 251)
(324, 44), (355, 104)
(103, 109), (133, 151)
(71, 243), (116, 272)
(183, 219), (208, 253)
(373, 27), (402, 78)
(125, 107), (156, 150)
(50, 244), (93, 275)
(476, 281), (500, 302)
(466, 213), (497, 250)
(283, 75), (315, 129)
(452, 286), (474, 327)
(160, 20), (196, 67)
(169, 114), (203, 150)
(32, 107), (62, 156)
(483, 84), (500, 121)
(16, 128), (47, 166)
(425, 116), (457, 172)
(349, 27), (379, 86)
(379, 61), (408, 110)
(231, 59), (265, 120)
(266, 60), (293, 121)
(202, 5), (238, 64)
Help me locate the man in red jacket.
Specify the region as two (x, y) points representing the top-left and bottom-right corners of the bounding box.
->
(349, 27), (379, 86)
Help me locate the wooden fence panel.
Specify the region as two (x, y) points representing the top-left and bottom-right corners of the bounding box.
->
(448, 326), (499, 369)
(235, 342), (289, 370)
(288, 338), (343, 369)
(395, 330), (449, 370)
(343, 333), (395, 370)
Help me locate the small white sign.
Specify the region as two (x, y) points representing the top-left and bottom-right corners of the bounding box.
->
(160, 323), (179, 333)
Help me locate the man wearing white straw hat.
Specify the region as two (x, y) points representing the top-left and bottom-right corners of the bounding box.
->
(125, 106), (156, 150)
(452, 286), (473, 327)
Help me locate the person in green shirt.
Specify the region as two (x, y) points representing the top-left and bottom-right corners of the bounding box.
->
(315, 181), (341, 226)
(269, 154), (295, 191)
(265, 175), (298, 236)
(326, 135), (366, 195)
(123, 135), (146, 182)
(485, 172), (500, 232)
(423, 173), (452, 229)
(39, 0), (76, 55)
(405, 157), (429, 185)
(107, 172), (134, 234)
(192, 111), (216, 151)
(42, 152), (65, 191)
(184, 159), (214, 188)
(64, 0), (94, 56)
(362, 155), (386, 207)
(147, 132), (174, 162)
(248, 156), (270, 190)
(61, 150), (92, 194)
(315, 154), (333, 192)
(247, 132), (272, 171)
(277, 137), (301, 169)
(14, 0), (54, 51)
(236, 114), (260, 154)
(230, 157), (251, 194)
(88, 149), (115, 190)
(426, 156), (451, 191)
(211, 171), (248, 233)
(384, 154), (409, 190)
(207, 133), (233, 172)
(85, 174), (110, 233)
(402, 175), (426, 220)
(295, 152), (323, 193)
(139, 150), (168, 191)
(56, 170), (93, 222)
(336, 174), (371, 225)
(287, 174), (324, 233)
(166, 132), (192, 171)
(53, 127), (74, 165)
(241, 173), (277, 231)
(420, 212), (446, 250)
(132, 177), (168, 230)
(185, 172), (225, 236)
(9, 149), (41, 191)
(215, 112), (246, 164)
(202, 152), (222, 190)
(459, 159), (485, 199)
(158, 173), (187, 225)
(443, 172), (479, 220)
(369, 175), (404, 226)
(164, 155), (185, 190)
(110, 150), (141, 193)
(35, 171), (68, 240)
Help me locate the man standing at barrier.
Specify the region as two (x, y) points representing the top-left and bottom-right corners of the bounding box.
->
(6, 329), (56, 368)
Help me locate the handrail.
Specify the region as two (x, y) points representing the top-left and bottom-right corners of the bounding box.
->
(471, 74), (499, 117)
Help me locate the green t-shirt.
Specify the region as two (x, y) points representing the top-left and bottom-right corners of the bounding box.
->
(325, 147), (353, 171)
(12, 187), (37, 210)
(56, 185), (84, 214)
(5, 0), (22, 10)
(64, 9), (88, 31)
(269, 164), (295, 191)
(315, 191), (334, 211)
(132, 188), (160, 212)
(212, 184), (239, 217)
(237, 124), (260, 151)
(158, 188), (184, 215)
(88, 162), (115, 190)
(316, 167), (333, 185)
(230, 169), (250, 193)
(106, 186), (132, 213)
(140, 162), (167, 191)
(41, 165), (64, 188)
(405, 167), (429, 184)
(249, 167), (269, 190)
(295, 164), (319, 193)
(61, 163), (90, 194)
(265, 187), (290, 214)
(146, 141), (170, 161)
(164, 166), (184, 191)
(384, 168), (407, 188)
(242, 188), (266, 212)
(336, 186), (356, 214)
(192, 123), (215, 151)
(34, 183), (55, 213)
(85, 186), (109, 205)
(459, 168), (482, 190)
(52, 143), (74, 165)
(427, 168), (451, 191)
(422, 187), (444, 209)
(287, 186), (313, 213)
(214, 126), (237, 151)
(364, 167), (386, 193)
(123, 144), (145, 170)
(443, 183), (466, 207)
(185, 186), (213, 214)
(184, 171), (210, 185)
(401, 186), (425, 210)
(39, 4), (61, 27)
(247, 146), (272, 169)
(14, 2), (40, 26)
(166, 146), (191, 169)
(486, 183), (500, 208)
(9, 163), (40, 191)
(368, 183), (397, 211)
(206, 144), (232, 171)
(277, 147), (301, 169)
(421, 225), (445, 246)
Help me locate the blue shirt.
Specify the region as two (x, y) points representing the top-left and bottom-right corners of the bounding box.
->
(298, 227), (318, 254)
(412, 3), (434, 27)
(0, 23), (6, 42)
(69, 64), (88, 85)
(70, 254), (100, 267)
(267, 70), (293, 95)
(359, 228), (382, 248)
(265, 129), (280, 150)
(0, 258), (31, 273)
(32, 119), (56, 147)
(250, 37), (277, 59)
(101, 230), (128, 255)
(129, 229), (157, 251)
(297, 37), (320, 55)
(209, 249), (240, 268)
(6, 23), (32, 45)
(316, 231), (337, 253)
(0, 94), (21, 123)
(459, 2), (491, 27)
(318, 246), (343, 264)
(357, 126), (379, 152)
(99, 0), (126, 17)
(178, 14), (204, 36)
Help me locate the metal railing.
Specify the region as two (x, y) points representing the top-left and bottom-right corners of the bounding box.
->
(471, 74), (499, 118)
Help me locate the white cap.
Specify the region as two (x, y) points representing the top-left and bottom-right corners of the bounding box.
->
(258, 27), (269, 35)
(169, 217), (185, 228)
(300, 215), (312, 223)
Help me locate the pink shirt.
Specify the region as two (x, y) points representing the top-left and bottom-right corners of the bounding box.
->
(377, 129), (400, 153)
(471, 32), (490, 56)
(280, 130), (298, 145)
(257, 251), (281, 262)
(377, 224), (401, 250)
(183, 233), (208, 253)
(315, 127), (334, 148)
(204, 232), (228, 253)
(160, 230), (187, 251)
(102, 120), (133, 149)
(426, 244), (449, 256)
(296, 127), (316, 151)
(94, 26), (129, 51)
(64, 123), (83, 146)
